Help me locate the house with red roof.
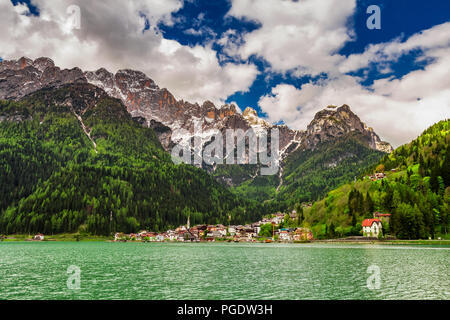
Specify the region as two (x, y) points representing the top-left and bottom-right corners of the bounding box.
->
(362, 219), (383, 237)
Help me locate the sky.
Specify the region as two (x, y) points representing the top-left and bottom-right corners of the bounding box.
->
(2, 0), (450, 147)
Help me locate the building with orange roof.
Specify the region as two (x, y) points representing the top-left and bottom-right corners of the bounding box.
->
(362, 219), (383, 237)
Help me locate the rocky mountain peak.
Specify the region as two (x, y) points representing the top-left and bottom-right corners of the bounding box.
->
(306, 104), (393, 152)
(220, 103), (237, 116)
(32, 57), (55, 73)
(202, 100), (216, 111)
(242, 107), (258, 118)
(242, 107), (271, 128)
(0, 56), (86, 100)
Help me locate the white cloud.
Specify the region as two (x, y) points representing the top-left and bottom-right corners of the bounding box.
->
(226, 0), (356, 76)
(339, 22), (450, 74)
(0, 0), (258, 106)
(258, 84), (304, 124)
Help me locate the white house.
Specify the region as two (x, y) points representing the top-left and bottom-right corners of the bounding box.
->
(33, 234), (44, 241)
(362, 219), (383, 237)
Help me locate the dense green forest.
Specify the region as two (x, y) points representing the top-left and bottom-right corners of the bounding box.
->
(301, 120), (450, 239)
(277, 132), (385, 206)
(223, 132), (385, 208)
(0, 84), (269, 235)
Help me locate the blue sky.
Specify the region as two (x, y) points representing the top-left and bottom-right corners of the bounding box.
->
(3, 0), (450, 146)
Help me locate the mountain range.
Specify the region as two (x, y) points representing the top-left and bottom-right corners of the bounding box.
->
(0, 57), (392, 153)
(0, 57), (393, 202)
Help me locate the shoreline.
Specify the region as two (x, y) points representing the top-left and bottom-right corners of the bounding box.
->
(1, 235), (449, 246)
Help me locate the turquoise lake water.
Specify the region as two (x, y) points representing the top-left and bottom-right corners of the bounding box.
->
(0, 242), (448, 300)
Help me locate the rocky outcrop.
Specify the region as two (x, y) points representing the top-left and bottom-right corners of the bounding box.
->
(148, 119), (174, 150)
(0, 57), (86, 100)
(304, 104), (393, 153)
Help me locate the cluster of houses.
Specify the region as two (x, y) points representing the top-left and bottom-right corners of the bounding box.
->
(114, 212), (314, 243)
(365, 172), (386, 181)
(365, 169), (398, 182)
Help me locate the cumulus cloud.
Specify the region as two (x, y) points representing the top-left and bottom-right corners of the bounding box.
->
(339, 22), (450, 74)
(0, 0), (258, 105)
(258, 84), (304, 124)
(226, 0), (356, 76)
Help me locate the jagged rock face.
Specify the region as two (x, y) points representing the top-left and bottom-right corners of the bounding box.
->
(148, 119), (174, 150)
(305, 104), (393, 153)
(85, 67), (201, 130)
(0, 57), (392, 158)
(84, 65), (303, 155)
(0, 57), (86, 100)
(242, 107), (269, 127)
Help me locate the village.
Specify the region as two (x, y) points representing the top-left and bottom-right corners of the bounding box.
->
(112, 209), (396, 243)
(113, 212), (315, 243)
(17, 211), (395, 243)
(20, 211), (394, 243)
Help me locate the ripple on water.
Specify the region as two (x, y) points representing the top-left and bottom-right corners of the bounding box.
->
(0, 242), (448, 299)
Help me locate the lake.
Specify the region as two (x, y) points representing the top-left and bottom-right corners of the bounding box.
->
(0, 242), (448, 300)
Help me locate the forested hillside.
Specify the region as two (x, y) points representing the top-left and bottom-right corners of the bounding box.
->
(277, 132), (385, 206)
(301, 120), (450, 239)
(0, 84), (267, 235)
(226, 132), (385, 208)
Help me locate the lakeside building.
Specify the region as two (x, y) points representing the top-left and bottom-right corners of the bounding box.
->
(278, 228), (313, 242)
(33, 234), (44, 241)
(362, 219), (383, 237)
(271, 213), (285, 225)
(293, 228), (314, 241)
(279, 229), (292, 241)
